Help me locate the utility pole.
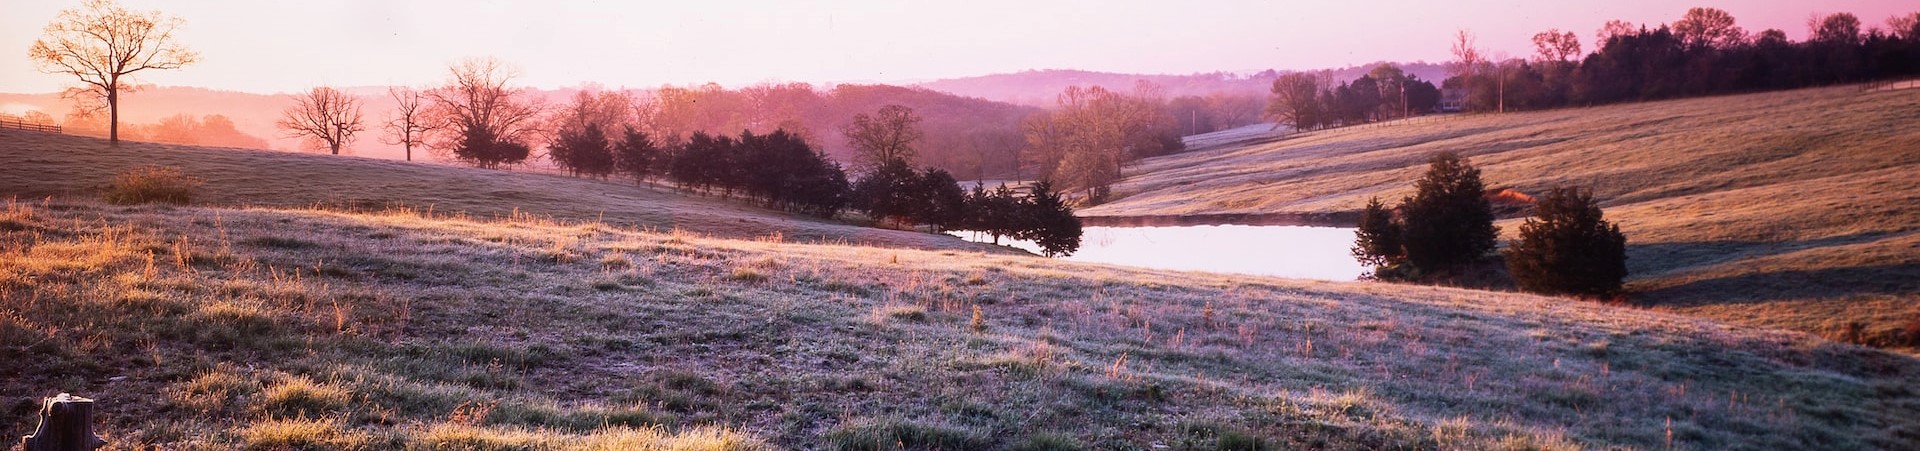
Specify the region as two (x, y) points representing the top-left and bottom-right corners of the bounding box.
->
(1497, 62), (1506, 113)
(1401, 81), (1409, 119)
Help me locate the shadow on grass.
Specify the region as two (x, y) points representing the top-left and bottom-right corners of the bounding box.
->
(1634, 262), (1920, 306)
(1625, 231), (1909, 277)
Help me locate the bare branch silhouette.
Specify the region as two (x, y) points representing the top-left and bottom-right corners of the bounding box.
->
(29, 0), (199, 145)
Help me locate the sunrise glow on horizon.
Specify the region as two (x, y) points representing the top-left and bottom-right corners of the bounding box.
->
(2, 0), (1915, 94)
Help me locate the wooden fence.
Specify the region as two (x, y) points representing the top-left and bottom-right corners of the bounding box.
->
(0, 114), (63, 133)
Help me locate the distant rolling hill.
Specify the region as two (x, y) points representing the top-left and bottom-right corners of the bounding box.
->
(916, 63), (1447, 106)
(1083, 85), (1920, 348)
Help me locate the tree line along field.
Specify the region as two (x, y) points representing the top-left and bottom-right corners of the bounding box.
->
(1082, 85), (1920, 349)
(1, 177), (1918, 448)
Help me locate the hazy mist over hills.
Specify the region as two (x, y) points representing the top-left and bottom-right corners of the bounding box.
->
(1, 63), (1443, 162)
(916, 63), (1447, 106)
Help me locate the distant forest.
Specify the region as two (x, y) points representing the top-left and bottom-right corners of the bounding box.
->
(1442, 9), (1920, 112)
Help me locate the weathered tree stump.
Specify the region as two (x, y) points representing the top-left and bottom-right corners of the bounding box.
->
(18, 393), (105, 451)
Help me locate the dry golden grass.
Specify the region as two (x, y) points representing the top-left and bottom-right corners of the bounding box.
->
(3, 198), (1916, 448)
(1087, 86), (1920, 347)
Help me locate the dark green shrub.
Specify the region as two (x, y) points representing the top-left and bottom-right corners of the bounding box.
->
(1351, 196), (1404, 273)
(1400, 152), (1498, 273)
(1503, 186), (1627, 296)
(1021, 181), (1083, 258)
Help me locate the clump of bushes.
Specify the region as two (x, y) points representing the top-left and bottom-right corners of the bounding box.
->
(1350, 152), (1498, 280)
(1352, 152), (1628, 295)
(104, 165), (203, 205)
(1502, 187), (1628, 296)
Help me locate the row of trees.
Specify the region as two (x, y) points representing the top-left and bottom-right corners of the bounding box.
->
(848, 160), (1083, 256)
(1353, 152), (1627, 296)
(664, 129), (850, 217)
(841, 112), (1084, 256)
(539, 94), (1089, 256)
(1267, 64), (1443, 131)
(1445, 8), (1920, 112)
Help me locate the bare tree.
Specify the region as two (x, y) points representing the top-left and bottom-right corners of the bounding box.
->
(1809, 12), (1863, 45)
(383, 86), (433, 161)
(1021, 111), (1067, 181)
(28, 0), (198, 146)
(277, 87), (364, 155)
(842, 104), (923, 174)
(1208, 92), (1263, 128)
(1531, 29), (1582, 63)
(1673, 7), (1746, 50)
(426, 57), (544, 168)
(1041, 84), (1179, 200)
(550, 90), (634, 139)
(1596, 20), (1637, 49)
(1266, 72), (1321, 130)
(1449, 30), (1483, 81)
(1891, 12), (1920, 40)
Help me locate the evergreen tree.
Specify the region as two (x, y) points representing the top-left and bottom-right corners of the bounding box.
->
(849, 159), (921, 225)
(613, 126), (658, 183)
(963, 183), (1023, 244)
(1021, 181), (1083, 257)
(1504, 187), (1628, 296)
(1351, 196), (1405, 268)
(550, 123), (614, 178)
(915, 168), (967, 232)
(786, 153), (849, 218)
(1400, 152), (1498, 273)
(454, 126), (532, 169)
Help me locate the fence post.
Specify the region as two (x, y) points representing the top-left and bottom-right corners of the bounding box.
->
(18, 393), (106, 451)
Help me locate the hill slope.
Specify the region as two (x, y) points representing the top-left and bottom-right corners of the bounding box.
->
(0, 130), (1001, 253)
(2, 198), (1916, 449)
(1082, 86), (1920, 346)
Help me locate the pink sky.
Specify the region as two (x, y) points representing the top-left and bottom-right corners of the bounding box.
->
(2, 0), (1914, 94)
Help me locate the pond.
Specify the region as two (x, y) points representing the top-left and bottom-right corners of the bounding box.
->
(952, 224), (1368, 281)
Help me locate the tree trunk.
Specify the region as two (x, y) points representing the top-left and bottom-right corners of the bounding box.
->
(19, 393), (106, 451)
(107, 88), (119, 146)
(405, 143), (412, 161)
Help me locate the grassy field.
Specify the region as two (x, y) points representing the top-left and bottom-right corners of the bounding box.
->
(2, 197), (1917, 449)
(1083, 86), (1920, 347)
(0, 130), (1003, 253)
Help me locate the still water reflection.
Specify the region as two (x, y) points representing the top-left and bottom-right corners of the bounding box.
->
(953, 225), (1367, 281)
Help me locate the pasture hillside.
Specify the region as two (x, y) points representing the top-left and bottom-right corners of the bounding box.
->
(1, 199), (1916, 448)
(1083, 86), (1920, 346)
(0, 130), (1002, 253)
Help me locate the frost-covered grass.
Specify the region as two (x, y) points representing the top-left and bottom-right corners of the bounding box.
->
(3, 199), (1915, 449)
